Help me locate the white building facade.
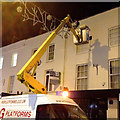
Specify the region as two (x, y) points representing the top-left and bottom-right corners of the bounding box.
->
(0, 7), (120, 119)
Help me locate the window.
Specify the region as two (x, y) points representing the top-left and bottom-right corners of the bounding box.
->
(45, 70), (60, 92)
(108, 25), (120, 47)
(0, 57), (3, 69)
(11, 53), (18, 67)
(7, 76), (15, 93)
(76, 64), (88, 90)
(36, 104), (87, 119)
(47, 44), (55, 61)
(46, 70), (53, 92)
(109, 59), (120, 89)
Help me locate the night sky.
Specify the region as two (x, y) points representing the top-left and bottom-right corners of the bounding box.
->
(2, 2), (119, 47)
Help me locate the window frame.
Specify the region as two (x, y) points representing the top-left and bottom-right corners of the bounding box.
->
(109, 58), (120, 89)
(108, 25), (120, 47)
(45, 69), (54, 92)
(76, 64), (88, 90)
(47, 43), (55, 62)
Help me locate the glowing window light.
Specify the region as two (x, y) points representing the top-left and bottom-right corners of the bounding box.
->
(11, 53), (18, 67)
(0, 57), (3, 69)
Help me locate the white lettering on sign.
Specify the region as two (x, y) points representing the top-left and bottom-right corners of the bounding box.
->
(1, 99), (26, 104)
(0, 108), (32, 119)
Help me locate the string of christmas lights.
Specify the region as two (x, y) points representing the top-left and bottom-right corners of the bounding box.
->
(17, 1), (70, 39)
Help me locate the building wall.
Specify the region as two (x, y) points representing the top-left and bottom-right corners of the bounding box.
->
(1, 7), (119, 93)
(64, 7), (119, 90)
(1, 31), (66, 94)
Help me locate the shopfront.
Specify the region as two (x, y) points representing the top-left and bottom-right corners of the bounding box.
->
(69, 89), (120, 119)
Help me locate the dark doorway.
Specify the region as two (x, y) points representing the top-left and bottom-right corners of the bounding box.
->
(69, 89), (120, 120)
(88, 99), (107, 120)
(73, 98), (107, 120)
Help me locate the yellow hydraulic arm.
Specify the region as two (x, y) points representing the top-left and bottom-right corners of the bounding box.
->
(17, 15), (85, 94)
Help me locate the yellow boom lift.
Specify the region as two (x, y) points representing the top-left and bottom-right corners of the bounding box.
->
(17, 15), (91, 94)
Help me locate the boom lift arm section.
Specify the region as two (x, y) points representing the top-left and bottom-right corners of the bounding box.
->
(17, 15), (88, 94)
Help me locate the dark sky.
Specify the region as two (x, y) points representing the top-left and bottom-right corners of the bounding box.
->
(2, 2), (119, 47)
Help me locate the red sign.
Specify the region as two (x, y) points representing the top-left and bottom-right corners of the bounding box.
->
(0, 108), (32, 119)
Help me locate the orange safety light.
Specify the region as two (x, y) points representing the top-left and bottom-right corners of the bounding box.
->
(62, 87), (69, 98)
